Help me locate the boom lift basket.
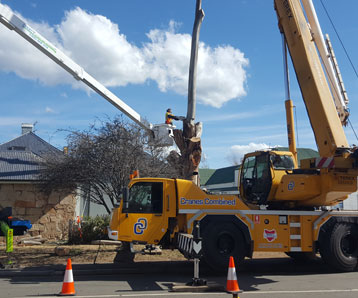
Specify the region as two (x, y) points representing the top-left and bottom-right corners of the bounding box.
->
(151, 124), (175, 147)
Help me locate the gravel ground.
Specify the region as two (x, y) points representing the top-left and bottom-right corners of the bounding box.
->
(0, 243), (287, 269)
(0, 244), (186, 268)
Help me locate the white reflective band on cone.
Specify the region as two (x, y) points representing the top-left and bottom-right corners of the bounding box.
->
(63, 269), (74, 283)
(227, 267), (237, 281)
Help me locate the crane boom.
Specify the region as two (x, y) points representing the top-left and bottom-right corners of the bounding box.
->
(0, 3), (153, 132)
(274, 0), (349, 157)
(301, 0), (349, 125)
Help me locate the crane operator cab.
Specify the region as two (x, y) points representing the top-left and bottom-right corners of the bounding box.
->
(108, 178), (174, 245)
(239, 150), (296, 205)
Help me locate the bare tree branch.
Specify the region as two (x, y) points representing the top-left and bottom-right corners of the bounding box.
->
(39, 116), (179, 214)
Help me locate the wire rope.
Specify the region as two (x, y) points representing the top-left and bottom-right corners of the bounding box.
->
(319, 0), (358, 79)
(348, 118), (358, 143)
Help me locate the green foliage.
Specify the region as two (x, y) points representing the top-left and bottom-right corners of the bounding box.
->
(0, 221), (9, 236)
(68, 215), (110, 244)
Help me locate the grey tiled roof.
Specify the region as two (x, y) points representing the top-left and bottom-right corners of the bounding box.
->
(0, 151), (44, 181)
(0, 132), (62, 182)
(0, 132), (61, 157)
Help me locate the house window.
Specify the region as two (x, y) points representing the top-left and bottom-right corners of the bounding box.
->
(8, 146), (26, 151)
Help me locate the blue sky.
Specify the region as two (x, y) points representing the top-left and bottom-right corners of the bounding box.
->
(0, 0), (357, 169)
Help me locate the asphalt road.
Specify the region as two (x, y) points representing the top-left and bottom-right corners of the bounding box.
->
(1, 257), (358, 298)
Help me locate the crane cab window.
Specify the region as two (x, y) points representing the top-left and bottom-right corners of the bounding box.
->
(270, 154), (294, 170)
(241, 153), (271, 204)
(241, 156), (255, 180)
(123, 182), (163, 214)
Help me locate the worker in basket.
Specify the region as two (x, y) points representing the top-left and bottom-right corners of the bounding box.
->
(165, 108), (184, 125)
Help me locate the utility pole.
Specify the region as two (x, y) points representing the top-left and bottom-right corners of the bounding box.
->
(168, 0), (204, 184)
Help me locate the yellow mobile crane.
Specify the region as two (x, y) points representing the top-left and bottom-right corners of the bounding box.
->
(3, 1), (356, 272)
(241, 0), (357, 209)
(108, 0), (358, 273)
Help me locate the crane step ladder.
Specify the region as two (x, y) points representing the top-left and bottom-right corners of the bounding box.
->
(289, 214), (316, 253)
(289, 216), (303, 252)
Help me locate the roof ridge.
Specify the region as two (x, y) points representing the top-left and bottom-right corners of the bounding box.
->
(0, 133), (26, 147)
(27, 132), (62, 153)
(0, 132), (61, 155)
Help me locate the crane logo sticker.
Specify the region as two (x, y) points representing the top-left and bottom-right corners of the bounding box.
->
(288, 181), (295, 191)
(134, 218), (147, 235)
(263, 229), (277, 242)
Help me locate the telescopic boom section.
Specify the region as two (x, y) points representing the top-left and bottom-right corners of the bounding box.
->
(0, 4), (152, 132)
(274, 0), (349, 157)
(301, 0), (349, 126)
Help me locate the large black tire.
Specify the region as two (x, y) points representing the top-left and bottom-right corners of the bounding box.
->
(320, 223), (358, 271)
(201, 222), (247, 272)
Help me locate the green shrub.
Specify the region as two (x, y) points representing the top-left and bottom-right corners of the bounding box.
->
(68, 215), (110, 244)
(0, 221), (9, 237)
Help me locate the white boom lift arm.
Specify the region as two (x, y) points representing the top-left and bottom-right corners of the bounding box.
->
(0, 3), (174, 145)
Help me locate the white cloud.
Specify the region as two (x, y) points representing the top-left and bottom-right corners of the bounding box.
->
(196, 44), (248, 107)
(45, 107), (55, 113)
(227, 143), (270, 165)
(58, 7), (148, 87)
(144, 21), (249, 107)
(0, 6), (249, 108)
(0, 10), (72, 85)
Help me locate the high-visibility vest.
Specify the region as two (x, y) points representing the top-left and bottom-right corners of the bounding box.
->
(165, 112), (173, 124)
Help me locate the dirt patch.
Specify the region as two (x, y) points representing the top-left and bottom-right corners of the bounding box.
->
(0, 243), (287, 269)
(0, 244), (187, 268)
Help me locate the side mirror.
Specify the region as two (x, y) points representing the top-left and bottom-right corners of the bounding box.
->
(122, 187), (129, 209)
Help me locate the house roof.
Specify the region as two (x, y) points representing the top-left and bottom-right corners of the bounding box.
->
(0, 151), (44, 181)
(198, 168), (216, 185)
(0, 132), (62, 182)
(204, 165), (240, 186)
(0, 132), (61, 157)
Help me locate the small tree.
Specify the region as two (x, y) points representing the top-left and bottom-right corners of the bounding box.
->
(40, 116), (179, 214)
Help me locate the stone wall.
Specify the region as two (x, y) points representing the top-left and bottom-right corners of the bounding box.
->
(0, 183), (76, 240)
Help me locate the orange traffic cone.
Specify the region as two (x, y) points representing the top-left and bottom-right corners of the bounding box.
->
(226, 256), (242, 296)
(60, 258), (76, 296)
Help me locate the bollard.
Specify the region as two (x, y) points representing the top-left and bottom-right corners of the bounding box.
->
(189, 220), (206, 286)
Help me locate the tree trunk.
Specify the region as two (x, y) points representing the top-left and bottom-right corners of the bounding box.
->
(168, 0), (204, 184)
(170, 121), (202, 182)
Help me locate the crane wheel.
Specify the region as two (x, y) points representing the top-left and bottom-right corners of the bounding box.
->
(201, 222), (246, 272)
(320, 222), (358, 272)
